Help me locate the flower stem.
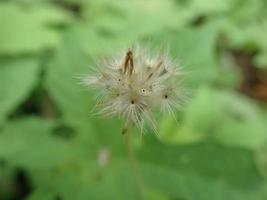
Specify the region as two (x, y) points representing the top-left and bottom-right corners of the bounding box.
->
(123, 123), (146, 199)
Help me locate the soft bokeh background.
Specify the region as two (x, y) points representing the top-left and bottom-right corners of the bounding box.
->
(1, 0), (267, 199)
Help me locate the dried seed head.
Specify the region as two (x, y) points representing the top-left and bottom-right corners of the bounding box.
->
(82, 45), (186, 134)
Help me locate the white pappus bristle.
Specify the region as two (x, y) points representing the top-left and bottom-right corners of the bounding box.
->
(82, 45), (186, 134)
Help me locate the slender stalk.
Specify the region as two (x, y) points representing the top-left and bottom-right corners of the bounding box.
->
(123, 123), (145, 199)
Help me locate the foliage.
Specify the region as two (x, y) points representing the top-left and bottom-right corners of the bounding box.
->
(0, 0), (267, 199)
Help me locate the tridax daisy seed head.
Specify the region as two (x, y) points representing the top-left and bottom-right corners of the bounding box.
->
(82, 45), (186, 134)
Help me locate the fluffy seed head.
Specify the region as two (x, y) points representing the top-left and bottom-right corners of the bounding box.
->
(82, 45), (186, 134)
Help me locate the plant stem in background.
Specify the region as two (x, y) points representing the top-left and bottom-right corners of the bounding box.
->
(123, 124), (146, 199)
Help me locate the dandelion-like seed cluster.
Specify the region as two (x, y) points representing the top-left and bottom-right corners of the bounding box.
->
(82, 46), (185, 134)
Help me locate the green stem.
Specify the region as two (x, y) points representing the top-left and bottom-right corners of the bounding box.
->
(123, 123), (146, 199)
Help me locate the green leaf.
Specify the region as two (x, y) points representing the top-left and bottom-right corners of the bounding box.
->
(159, 115), (206, 144)
(147, 24), (219, 88)
(141, 163), (264, 200)
(84, 0), (189, 36)
(0, 117), (81, 169)
(159, 87), (267, 149)
(0, 2), (69, 55)
(0, 57), (40, 125)
(214, 91), (267, 149)
(228, 0), (265, 23)
(45, 29), (125, 154)
(139, 141), (264, 189)
(27, 173), (102, 200)
(189, 0), (231, 14)
(2, 117), (263, 200)
(27, 154), (265, 200)
(253, 20), (267, 67)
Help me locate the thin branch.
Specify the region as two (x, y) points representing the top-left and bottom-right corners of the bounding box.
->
(123, 123), (146, 199)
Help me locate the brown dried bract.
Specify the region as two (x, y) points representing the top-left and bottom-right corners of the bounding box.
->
(124, 49), (134, 75)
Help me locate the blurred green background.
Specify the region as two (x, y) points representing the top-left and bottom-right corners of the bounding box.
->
(1, 0), (267, 199)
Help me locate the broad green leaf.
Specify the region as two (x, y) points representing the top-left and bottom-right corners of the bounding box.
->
(159, 87), (267, 149)
(211, 0), (267, 68)
(0, 117), (81, 169)
(83, 0), (190, 36)
(256, 141), (267, 178)
(72, 0), (196, 58)
(45, 29), (126, 154)
(28, 157), (265, 200)
(139, 141), (264, 188)
(0, 58), (40, 125)
(0, 163), (14, 200)
(142, 163), (264, 200)
(228, 0), (265, 23)
(159, 115), (206, 144)
(27, 173), (102, 200)
(189, 0), (231, 14)
(148, 24), (219, 88)
(213, 91), (267, 149)
(219, 18), (267, 68)
(214, 51), (242, 88)
(253, 20), (267, 67)
(0, 1), (266, 200)
(0, 3), (69, 55)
